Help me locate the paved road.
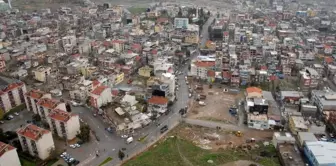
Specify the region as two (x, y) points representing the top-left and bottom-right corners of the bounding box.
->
(184, 118), (246, 131)
(200, 16), (215, 48)
(0, 110), (33, 132)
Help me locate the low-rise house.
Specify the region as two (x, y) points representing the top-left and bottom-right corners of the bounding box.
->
(277, 143), (305, 166)
(48, 109), (80, 140)
(17, 124), (55, 160)
(247, 113), (268, 130)
(0, 76), (27, 112)
(138, 66), (153, 77)
(148, 96), (169, 114)
(304, 141), (336, 166)
(0, 141), (21, 166)
(280, 91), (304, 105)
(272, 132), (296, 147)
(90, 85), (112, 108)
(245, 87), (263, 99)
(289, 115), (308, 135)
(32, 66), (51, 82)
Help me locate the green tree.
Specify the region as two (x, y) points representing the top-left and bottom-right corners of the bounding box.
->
(177, 8), (182, 17)
(118, 150), (125, 160)
(76, 124), (91, 142)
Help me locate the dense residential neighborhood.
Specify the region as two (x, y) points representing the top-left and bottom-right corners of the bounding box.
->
(0, 0), (335, 165)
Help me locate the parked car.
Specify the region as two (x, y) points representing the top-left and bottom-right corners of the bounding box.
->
(160, 125), (168, 133)
(74, 144), (80, 148)
(0, 121), (4, 124)
(127, 79), (133, 84)
(126, 137), (133, 144)
(70, 144), (76, 148)
(14, 112), (19, 116)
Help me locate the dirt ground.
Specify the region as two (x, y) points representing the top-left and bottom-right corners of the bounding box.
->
(220, 160), (260, 166)
(170, 124), (273, 151)
(188, 82), (244, 124)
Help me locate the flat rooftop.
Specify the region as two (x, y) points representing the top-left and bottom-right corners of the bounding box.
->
(278, 143), (305, 166)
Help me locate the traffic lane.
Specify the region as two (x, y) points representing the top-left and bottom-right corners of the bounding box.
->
(1, 110), (33, 131)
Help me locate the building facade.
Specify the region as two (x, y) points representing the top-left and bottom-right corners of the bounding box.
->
(48, 109), (80, 140)
(90, 85), (112, 108)
(25, 90), (52, 114)
(17, 124), (55, 160)
(0, 141), (21, 166)
(0, 77), (27, 112)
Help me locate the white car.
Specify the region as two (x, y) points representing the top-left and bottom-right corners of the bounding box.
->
(14, 112), (19, 116)
(74, 144), (80, 148)
(121, 135), (128, 138)
(189, 93), (192, 98)
(69, 144), (76, 149)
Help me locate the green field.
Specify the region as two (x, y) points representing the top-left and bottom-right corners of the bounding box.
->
(99, 157), (113, 166)
(124, 137), (280, 166)
(127, 7), (147, 14)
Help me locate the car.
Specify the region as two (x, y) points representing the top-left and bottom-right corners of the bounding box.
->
(121, 135), (128, 138)
(26, 120), (32, 124)
(74, 144), (80, 148)
(77, 140), (84, 145)
(14, 112), (19, 116)
(160, 125), (168, 133)
(73, 160), (80, 165)
(0, 121), (4, 124)
(69, 144), (76, 148)
(186, 82), (189, 85)
(71, 101), (79, 107)
(189, 93), (192, 98)
(93, 113), (97, 117)
(106, 127), (113, 133)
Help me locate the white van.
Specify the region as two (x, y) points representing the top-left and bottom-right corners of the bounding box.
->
(126, 137), (133, 144)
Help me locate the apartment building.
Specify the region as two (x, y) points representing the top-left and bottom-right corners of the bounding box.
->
(36, 98), (66, 119)
(174, 18), (189, 29)
(25, 90), (52, 114)
(111, 40), (125, 53)
(0, 76), (27, 112)
(299, 67), (320, 92)
(147, 96), (169, 114)
(48, 109), (80, 140)
(32, 66), (51, 82)
(90, 85), (112, 108)
(311, 90), (336, 112)
(17, 124), (55, 160)
(190, 61), (216, 79)
(0, 141), (21, 166)
(160, 73), (175, 101)
(289, 115), (308, 135)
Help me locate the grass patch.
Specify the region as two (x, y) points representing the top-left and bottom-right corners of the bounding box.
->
(99, 157), (113, 166)
(137, 134), (148, 143)
(124, 137), (280, 166)
(127, 7), (147, 14)
(20, 158), (36, 166)
(46, 158), (59, 166)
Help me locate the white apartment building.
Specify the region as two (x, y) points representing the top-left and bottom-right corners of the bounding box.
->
(190, 61), (215, 79)
(62, 35), (77, 47)
(48, 109), (80, 140)
(0, 76), (27, 112)
(161, 73), (175, 101)
(90, 85), (112, 108)
(25, 90), (52, 114)
(32, 66), (51, 82)
(17, 124), (55, 160)
(36, 98), (66, 119)
(0, 141), (21, 166)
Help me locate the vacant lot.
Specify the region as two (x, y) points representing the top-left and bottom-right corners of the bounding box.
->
(123, 136), (280, 166)
(188, 84), (243, 124)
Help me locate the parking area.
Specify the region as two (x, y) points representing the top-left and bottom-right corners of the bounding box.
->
(188, 84), (243, 124)
(0, 110), (34, 131)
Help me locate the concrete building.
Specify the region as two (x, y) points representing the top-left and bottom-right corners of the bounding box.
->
(25, 90), (52, 114)
(90, 85), (112, 108)
(160, 73), (175, 101)
(0, 141), (21, 166)
(17, 124), (55, 160)
(36, 98), (66, 119)
(174, 18), (189, 29)
(289, 115), (308, 135)
(297, 132), (318, 147)
(304, 141), (336, 166)
(311, 90), (336, 112)
(32, 66), (51, 82)
(138, 66), (153, 77)
(277, 143), (305, 166)
(0, 76), (27, 112)
(48, 109), (80, 140)
(272, 132), (296, 147)
(62, 35), (77, 47)
(111, 40), (125, 53)
(148, 96), (168, 114)
(190, 61), (216, 79)
(247, 113), (269, 130)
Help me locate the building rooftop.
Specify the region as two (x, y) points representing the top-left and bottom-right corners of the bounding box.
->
(49, 109), (77, 122)
(305, 141), (336, 165)
(194, 61), (215, 68)
(25, 89), (46, 99)
(248, 113), (268, 121)
(278, 143), (305, 166)
(246, 87), (262, 94)
(37, 98), (60, 109)
(298, 132), (318, 142)
(148, 96), (168, 105)
(91, 85), (108, 96)
(290, 115), (308, 130)
(0, 141), (15, 157)
(17, 124), (50, 141)
(0, 76), (24, 95)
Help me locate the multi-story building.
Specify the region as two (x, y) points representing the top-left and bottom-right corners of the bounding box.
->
(247, 113), (269, 130)
(147, 96), (169, 114)
(36, 98), (66, 119)
(174, 18), (189, 29)
(311, 90), (336, 112)
(25, 90), (52, 114)
(0, 76), (26, 112)
(48, 109), (80, 140)
(288, 115), (308, 135)
(90, 85), (112, 108)
(111, 40), (125, 53)
(62, 35), (77, 47)
(32, 66), (51, 82)
(160, 73), (175, 101)
(304, 141), (336, 166)
(17, 124), (55, 160)
(299, 67), (320, 92)
(190, 61), (215, 79)
(0, 60), (5, 72)
(0, 141), (21, 166)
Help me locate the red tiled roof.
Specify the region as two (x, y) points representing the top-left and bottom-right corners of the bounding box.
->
(148, 96), (168, 105)
(222, 71), (231, 78)
(151, 49), (158, 55)
(17, 124), (50, 141)
(156, 17), (169, 23)
(92, 80), (100, 87)
(260, 66), (268, 70)
(25, 90), (45, 99)
(0, 141), (15, 157)
(135, 55), (141, 61)
(49, 109), (77, 122)
(0, 81), (24, 95)
(37, 98), (59, 109)
(127, 50), (133, 54)
(246, 87), (262, 94)
(103, 41), (111, 47)
(207, 70), (215, 77)
(91, 85), (108, 96)
(112, 40), (124, 44)
(195, 61), (215, 68)
(132, 43), (142, 49)
(325, 57), (333, 64)
(223, 31), (229, 36)
(112, 89), (119, 96)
